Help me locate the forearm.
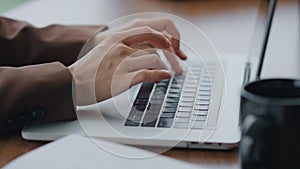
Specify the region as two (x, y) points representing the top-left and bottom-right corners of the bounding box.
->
(0, 62), (76, 133)
(0, 17), (108, 134)
(0, 17), (104, 66)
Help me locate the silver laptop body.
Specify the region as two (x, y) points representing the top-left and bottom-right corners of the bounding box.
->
(22, 0), (274, 150)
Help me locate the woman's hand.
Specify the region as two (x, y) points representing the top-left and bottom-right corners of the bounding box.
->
(87, 18), (187, 73)
(69, 19), (187, 106)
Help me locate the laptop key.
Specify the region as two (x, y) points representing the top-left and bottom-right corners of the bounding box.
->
(150, 99), (164, 105)
(194, 105), (209, 110)
(196, 97), (210, 101)
(148, 103), (163, 110)
(181, 93), (196, 98)
(157, 81), (169, 86)
(152, 94), (165, 100)
(176, 112), (191, 118)
(182, 88), (197, 93)
(166, 97), (179, 103)
(195, 100), (210, 105)
(135, 104), (147, 111)
(170, 86), (181, 90)
(160, 112), (175, 118)
(165, 102), (178, 108)
(178, 107), (193, 112)
(168, 93), (180, 98)
(197, 95), (211, 100)
(201, 79), (212, 84)
(181, 97), (195, 102)
(134, 99), (148, 105)
(186, 79), (198, 85)
(169, 88), (181, 93)
(141, 115), (158, 127)
(185, 84), (198, 88)
(141, 120), (157, 127)
(175, 117), (190, 123)
(193, 110), (208, 116)
(191, 121), (206, 129)
(158, 117), (174, 128)
(142, 114), (158, 123)
(136, 82), (154, 99)
(125, 119), (140, 126)
(130, 108), (145, 115)
(200, 84), (212, 88)
(127, 114), (143, 122)
(155, 86), (168, 93)
(163, 107), (177, 113)
(179, 102), (194, 107)
(198, 91), (211, 96)
(145, 109), (160, 115)
(192, 115), (207, 121)
(153, 89), (166, 95)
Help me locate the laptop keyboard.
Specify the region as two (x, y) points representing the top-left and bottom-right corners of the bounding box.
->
(124, 65), (214, 129)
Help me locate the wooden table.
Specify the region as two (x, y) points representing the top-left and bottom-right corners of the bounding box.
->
(0, 131), (239, 168)
(1, 0), (298, 168)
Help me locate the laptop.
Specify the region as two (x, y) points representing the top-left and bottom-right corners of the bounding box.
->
(22, 0), (276, 150)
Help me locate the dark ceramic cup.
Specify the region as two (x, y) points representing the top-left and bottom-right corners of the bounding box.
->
(239, 78), (300, 169)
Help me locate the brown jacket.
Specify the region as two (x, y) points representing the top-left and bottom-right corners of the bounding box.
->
(0, 17), (102, 133)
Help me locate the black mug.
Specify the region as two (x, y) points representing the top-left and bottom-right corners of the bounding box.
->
(239, 78), (300, 169)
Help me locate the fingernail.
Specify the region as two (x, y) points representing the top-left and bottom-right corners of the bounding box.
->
(161, 70), (172, 78)
(178, 50), (187, 60)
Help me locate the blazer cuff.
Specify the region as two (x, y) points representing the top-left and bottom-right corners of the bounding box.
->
(0, 62), (76, 133)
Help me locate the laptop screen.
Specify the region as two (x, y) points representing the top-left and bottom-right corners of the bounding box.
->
(247, 0), (276, 80)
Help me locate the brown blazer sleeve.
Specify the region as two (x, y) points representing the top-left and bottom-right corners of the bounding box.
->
(0, 17), (105, 133)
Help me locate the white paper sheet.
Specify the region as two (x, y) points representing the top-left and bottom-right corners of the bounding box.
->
(4, 135), (202, 169)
